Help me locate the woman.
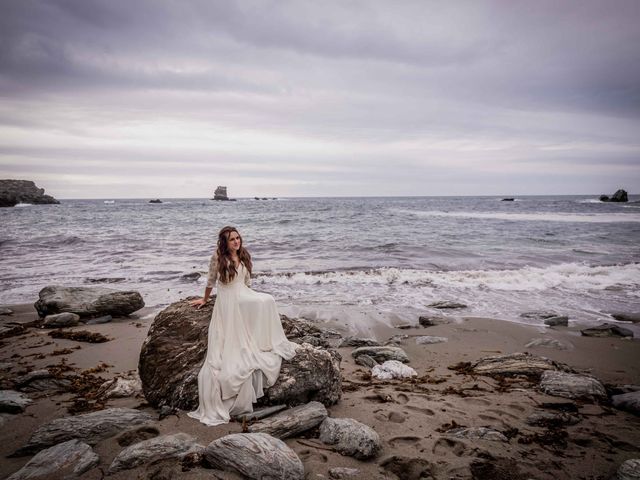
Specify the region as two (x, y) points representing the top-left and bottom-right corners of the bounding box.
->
(187, 226), (298, 426)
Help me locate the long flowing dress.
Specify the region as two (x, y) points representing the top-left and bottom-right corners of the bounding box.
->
(187, 255), (298, 426)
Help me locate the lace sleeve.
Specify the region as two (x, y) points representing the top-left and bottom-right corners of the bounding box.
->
(206, 253), (218, 288)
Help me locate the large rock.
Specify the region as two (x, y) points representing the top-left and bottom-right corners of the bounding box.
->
(204, 432), (304, 480)
(43, 312), (80, 328)
(610, 312), (640, 323)
(581, 323), (634, 338)
(470, 352), (571, 378)
(539, 371), (607, 401)
(611, 189), (629, 202)
(7, 439), (98, 480)
(14, 369), (74, 393)
(617, 459), (640, 480)
(139, 299), (341, 410)
(249, 401), (327, 439)
(34, 286), (144, 318)
(0, 179), (59, 207)
(319, 417), (381, 459)
(108, 433), (204, 474)
(612, 391), (640, 416)
(12, 407), (154, 456)
(351, 346), (409, 363)
(0, 390), (33, 413)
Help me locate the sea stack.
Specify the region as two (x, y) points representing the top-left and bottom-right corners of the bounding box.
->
(212, 186), (234, 201)
(599, 189), (628, 202)
(0, 179), (60, 207)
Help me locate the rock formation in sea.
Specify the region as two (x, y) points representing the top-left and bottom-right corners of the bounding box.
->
(599, 188), (628, 202)
(0, 179), (60, 207)
(212, 186), (229, 200)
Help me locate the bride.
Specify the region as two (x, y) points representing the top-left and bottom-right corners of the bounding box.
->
(187, 226), (298, 426)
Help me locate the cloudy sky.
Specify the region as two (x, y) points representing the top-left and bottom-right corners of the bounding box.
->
(0, 0), (639, 198)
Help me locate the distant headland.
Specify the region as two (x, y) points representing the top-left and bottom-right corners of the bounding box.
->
(0, 179), (60, 207)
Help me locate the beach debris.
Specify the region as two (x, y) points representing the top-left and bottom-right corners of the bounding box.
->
(467, 352), (571, 378)
(43, 312), (80, 328)
(11, 407), (154, 456)
(97, 372), (142, 399)
(0, 390), (33, 413)
(580, 323), (634, 338)
(48, 329), (109, 343)
(15, 369), (74, 392)
(329, 467), (361, 479)
(355, 354), (378, 368)
(86, 315), (112, 325)
(612, 391), (640, 416)
(108, 432), (204, 474)
(352, 346), (409, 363)
(525, 337), (571, 350)
(34, 285), (144, 318)
(445, 426), (508, 442)
(617, 459), (640, 480)
(418, 315), (450, 327)
(525, 411), (581, 427)
(0, 307), (13, 315)
(520, 310), (569, 326)
(379, 455), (433, 480)
(428, 300), (467, 309)
(539, 371), (607, 401)
(338, 336), (381, 347)
(116, 425), (160, 447)
(6, 439), (99, 480)
(204, 432), (304, 480)
(248, 401), (327, 439)
(416, 335), (448, 345)
(235, 404), (288, 422)
(610, 312), (640, 323)
(372, 360), (417, 380)
(319, 417), (382, 459)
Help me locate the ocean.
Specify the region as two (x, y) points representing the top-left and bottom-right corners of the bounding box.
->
(2, 195), (639, 333)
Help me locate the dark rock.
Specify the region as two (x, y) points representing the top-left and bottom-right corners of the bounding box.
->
(149, 199), (163, 203)
(379, 456), (433, 480)
(351, 346), (409, 363)
(612, 391), (640, 416)
(428, 301), (467, 309)
(470, 352), (572, 378)
(139, 299), (342, 410)
(43, 312), (80, 328)
(418, 315), (450, 327)
(204, 433), (304, 479)
(0, 390), (33, 413)
(526, 411), (581, 427)
(600, 194), (610, 202)
(580, 323), (633, 338)
(34, 286), (144, 318)
(539, 371), (607, 401)
(610, 312), (640, 323)
(501, 198), (515, 201)
(85, 315), (112, 325)
(520, 311), (569, 326)
(0, 179), (60, 207)
(338, 336), (381, 348)
(116, 425), (160, 447)
(355, 354), (378, 368)
(212, 186), (229, 201)
(319, 417), (381, 459)
(248, 401), (327, 439)
(180, 272), (201, 282)
(6, 439), (98, 480)
(600, 189), (629, 202)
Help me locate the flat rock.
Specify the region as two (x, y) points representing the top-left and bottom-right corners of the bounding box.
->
(43, 312), (80, 328)
(525, 337), (571, 350)
(429, 301), (467, 309)
(355, 354), (378, 368)
(581, 323), (633, 338)
(139, 299), (342, 410)
(471, 352), (571, 378)
(86, 315), (112, 325)
(612, 391), (640, 416)
(204, 432), (304, 480)
(446, 426), (508, 442)
(0, 390), (33, 413)
(249, 401), (327, 439)
(338, 336), (381, 347)
(617, 459), (640, 480)
(15, 369), (74, 393)
(329, 467), (361, 479)
(108, 432), (204, 474)
(12, 407), (154, 456)
(372, 360), (417, 380)
(319, 417), (381, 459)
(416, 335), (447, 345)
(34, 285), (144, 318)
(610, 312), (640, 323)
(352, 346), (409, 363)
(539, 371), (607, 401)
(7, 439), (98, 480)
(526, 411), (581, 426)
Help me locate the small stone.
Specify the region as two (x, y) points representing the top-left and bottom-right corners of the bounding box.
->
(355, 354), (378, 368)
(386, 334), (409, 345)
(617, 459), (640, 480)
(7, 439), (99, 480)
(446, 426), (508, 442)
(612, 391), (640, 416)
(416, 335), (447, 345)
(429, 301), (467, 309)
(329, 467), (361, 479)
(396, 324), (415, 330)
(0, 390), (33, 413)
(352, 346), (409, 363)
(319, 417), (382, 459)
(581, 323), (633, 338)
(43, 312), (80, 328)
(372, 360), (417, 380)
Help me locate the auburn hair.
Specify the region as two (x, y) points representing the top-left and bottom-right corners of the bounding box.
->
(216, 226), (252, 283)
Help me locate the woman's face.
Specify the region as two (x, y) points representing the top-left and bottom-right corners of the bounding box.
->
(227, 231), (241, 252)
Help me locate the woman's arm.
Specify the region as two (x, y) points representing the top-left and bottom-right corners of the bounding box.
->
(190, 253), (217, 309)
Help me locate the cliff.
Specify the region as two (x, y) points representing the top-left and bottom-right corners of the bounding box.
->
(0, 180), (60, 207)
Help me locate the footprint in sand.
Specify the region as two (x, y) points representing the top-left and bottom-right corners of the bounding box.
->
(388, 436), (422, 448)
(460, 397), (492, 407)
(374, 410), (407, 423)
(486, 408), (520, 420)
(507, 403), (526, 412)
(298, 449), (328, 463)
(405, 405), (435, 416)
(396, 393), (410, 404)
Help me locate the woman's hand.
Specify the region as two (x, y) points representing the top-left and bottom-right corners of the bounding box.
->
(189, 298), (208, 309)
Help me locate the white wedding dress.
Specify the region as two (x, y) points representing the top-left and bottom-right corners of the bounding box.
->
(187, 261), (298, 426)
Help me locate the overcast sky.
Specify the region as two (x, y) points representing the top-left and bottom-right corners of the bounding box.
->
(0, 0), (639, 198)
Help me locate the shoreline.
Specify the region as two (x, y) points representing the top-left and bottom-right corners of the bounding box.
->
(1, 302), (639, 479)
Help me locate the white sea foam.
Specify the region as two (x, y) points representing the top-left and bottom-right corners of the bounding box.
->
(391, 209), (640, 223)
(14, 203), (33, 207)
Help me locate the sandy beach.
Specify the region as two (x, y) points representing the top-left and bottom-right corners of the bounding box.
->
(1, 301), (639, 480)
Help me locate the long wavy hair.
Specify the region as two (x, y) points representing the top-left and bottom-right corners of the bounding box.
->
(216, 226), (252, 284)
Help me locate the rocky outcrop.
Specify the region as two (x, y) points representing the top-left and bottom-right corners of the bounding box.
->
(539, 371), (607, 401)
(212, 186), (230, 201)
(281, 315), (343, 348)
(0, 179), (59, 207)
(34, 286), (144, 318)
(139, 299), (342, 410)
(610, 312), (640, 323)
(599, 189), (628, 202)
(319, 417), (381, 459)
(204, 433), (304, 479)
(7, 439), (99, 480)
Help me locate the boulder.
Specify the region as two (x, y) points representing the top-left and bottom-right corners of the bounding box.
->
(0, 390), (33, 413)
(470, 352), (571, 378)
(445, 426), (508, 442)
(248, 401), (327, 439)
(319, 417), (381, 459)
(581, 323), (633, 338)
(34, 286), (144, 318)
(539, 371), (607, 401)
(139, 299), (341, 410)
(12, 407), (154, 456)
(612, 391), (640, 416)
(0, 179), (59, 207)
(351, 346), (409, 363)
(610, 312), (640, 323)
(108, 432), (204, 474)
(428, 301), (467, 309)
(617, 459), (640, 480)
(371, 360), (417, 380)
(416, 335), (447, 345)
(612, 189), (629, 202)
(43, 312), (80, 328)
(7, 439), (98, 480)
(204, 432), (304, 479)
